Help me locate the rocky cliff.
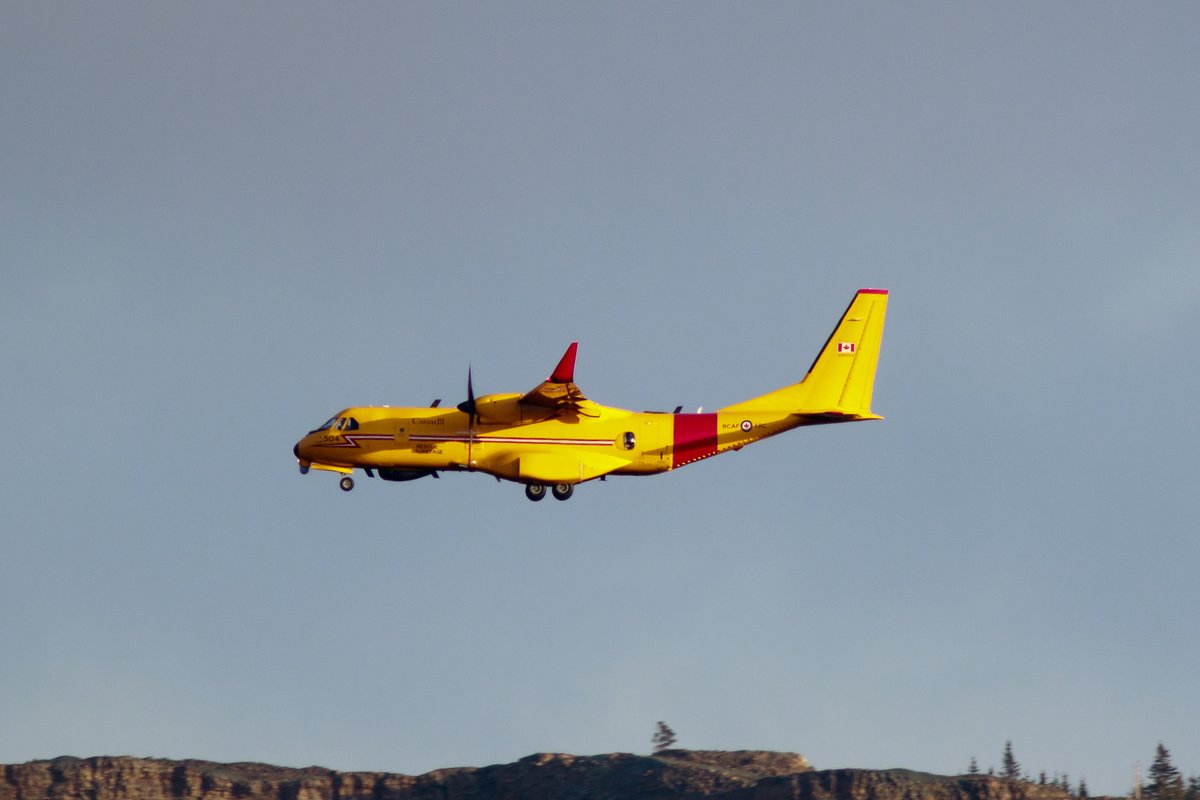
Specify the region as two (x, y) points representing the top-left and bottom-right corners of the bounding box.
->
(1, 752), (1093, 800)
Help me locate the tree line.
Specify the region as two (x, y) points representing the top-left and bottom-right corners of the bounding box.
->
(650, 724), (1195, 799)
(967, 741), (1198, 799)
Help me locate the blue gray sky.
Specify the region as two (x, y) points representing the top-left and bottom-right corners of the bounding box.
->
(2, 3), (1197, 795)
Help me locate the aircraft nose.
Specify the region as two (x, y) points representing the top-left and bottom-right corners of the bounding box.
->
(293, 442), (301, 459)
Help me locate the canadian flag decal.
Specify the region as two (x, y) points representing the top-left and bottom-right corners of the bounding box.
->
(837, 342), (856, 354)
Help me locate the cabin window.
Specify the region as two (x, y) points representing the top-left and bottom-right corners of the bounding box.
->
(314, 415), (339, 432)
(623, 431), (636, 450)
(344, 417), (359, 430)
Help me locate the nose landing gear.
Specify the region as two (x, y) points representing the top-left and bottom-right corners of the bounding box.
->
(339, 476), (355, 492)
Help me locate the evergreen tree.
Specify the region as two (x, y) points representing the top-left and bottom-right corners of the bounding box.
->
(968, 757), (979, 775)
(1183, 775), (1199, 800)
(1039, 772), (1047, 785)
(1079, 777), (1089, 799)
(651, 721), (677, 752)
(1002, 741), (1021, 781)
(1148, 743), (1184, 800)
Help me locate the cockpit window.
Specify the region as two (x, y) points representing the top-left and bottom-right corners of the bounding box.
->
(311, 414), (359, 434)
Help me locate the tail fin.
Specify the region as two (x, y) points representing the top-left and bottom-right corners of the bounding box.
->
(722, 288), (888, 418)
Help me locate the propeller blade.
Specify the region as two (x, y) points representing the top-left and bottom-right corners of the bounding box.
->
(456, 365), (477, 420)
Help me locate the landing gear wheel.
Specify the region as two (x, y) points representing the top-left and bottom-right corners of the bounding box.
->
(339, 476), (355, 492)
(525, 483), (547, 502)
(552, 483), (574, 501)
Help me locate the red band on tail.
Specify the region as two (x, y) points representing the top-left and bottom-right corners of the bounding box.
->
(672, 413), (718, 469)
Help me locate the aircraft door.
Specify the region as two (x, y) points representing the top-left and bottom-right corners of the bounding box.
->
(635, 415), (670, 470)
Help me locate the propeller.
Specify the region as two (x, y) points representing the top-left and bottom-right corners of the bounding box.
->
(456, 366), (478, 428)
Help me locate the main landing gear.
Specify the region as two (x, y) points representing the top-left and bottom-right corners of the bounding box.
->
(524, 483), (575, 502)
(325, 472), (574, 501)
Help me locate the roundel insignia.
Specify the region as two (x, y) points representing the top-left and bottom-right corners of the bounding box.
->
(740, 420), (753, 432)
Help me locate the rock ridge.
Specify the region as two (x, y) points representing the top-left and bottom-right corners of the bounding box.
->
(0, 753), (1100, 800)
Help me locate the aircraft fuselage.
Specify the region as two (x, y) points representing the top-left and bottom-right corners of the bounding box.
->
(292, 288), (888, 500)
(294, 402), (812, 484)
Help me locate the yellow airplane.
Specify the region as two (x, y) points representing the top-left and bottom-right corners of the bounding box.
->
(293, 288), (888, 501)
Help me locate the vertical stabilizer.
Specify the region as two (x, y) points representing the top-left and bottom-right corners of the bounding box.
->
(721, 289), (888, 418)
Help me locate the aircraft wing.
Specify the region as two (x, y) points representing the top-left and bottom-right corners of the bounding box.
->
(519, 342), (590, 411)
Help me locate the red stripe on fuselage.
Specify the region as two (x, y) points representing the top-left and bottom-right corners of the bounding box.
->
(672, 413), (718, 469)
